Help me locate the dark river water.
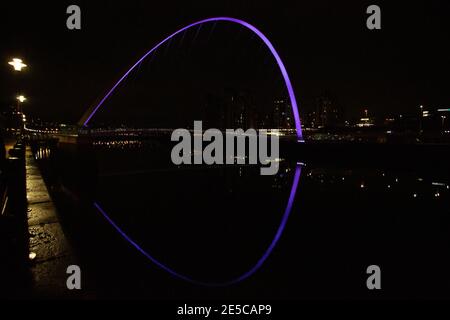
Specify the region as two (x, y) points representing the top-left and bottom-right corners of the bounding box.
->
(32, 140), (450, 299)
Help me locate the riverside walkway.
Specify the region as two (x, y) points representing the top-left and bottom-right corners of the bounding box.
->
(25, 147), (79, 297)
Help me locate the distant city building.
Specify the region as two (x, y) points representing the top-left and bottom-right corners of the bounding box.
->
(272, 98), (293, 129)
(304, 110), (317, 128)
(314, 94), (342, 128)
(356, 117), (375, 127)
(421, 108), (450, 134)
(1, 105), (24, 131)
(355, 108), (376, 127)
(204, 89), (257, 130)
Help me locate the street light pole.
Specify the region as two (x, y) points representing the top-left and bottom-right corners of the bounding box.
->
(419, 105), (423, 135)
(6, 57), (29, 137)
(442, 116), (447, 134)
(16, 95), (26, 113)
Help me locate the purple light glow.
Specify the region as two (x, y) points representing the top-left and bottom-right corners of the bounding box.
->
(81, 17), (303, 140)
(94, 164), (302, 286)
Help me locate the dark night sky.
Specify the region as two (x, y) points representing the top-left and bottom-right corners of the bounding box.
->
(1, 0), (449, 125)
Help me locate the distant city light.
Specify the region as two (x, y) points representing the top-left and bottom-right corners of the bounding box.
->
(357, 117), (374, 127)
(437, 108), (450, 112)
(267, 131), (285, 136)
(8, 58), (27, 71)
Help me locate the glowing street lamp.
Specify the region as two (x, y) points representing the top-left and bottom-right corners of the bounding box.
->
(8, 58), (27, 71)
(17, 95), (26, 103)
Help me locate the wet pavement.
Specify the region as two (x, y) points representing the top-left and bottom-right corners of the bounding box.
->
(25, 147), (80, 297)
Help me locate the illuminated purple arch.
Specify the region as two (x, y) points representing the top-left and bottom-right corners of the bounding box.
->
(88, 17), (304, 285)
(94, 164), (302, 286)
(81, 17), (303, 140)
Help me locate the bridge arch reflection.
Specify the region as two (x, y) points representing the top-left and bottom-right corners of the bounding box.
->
(94, 164), (302, 286)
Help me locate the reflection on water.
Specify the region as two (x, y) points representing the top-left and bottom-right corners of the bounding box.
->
(93, 140), (145, 149)
(95, 158), (299, 282)
(31, 139), (450, 298)
(34, 146), (51, 160)
(306, 167), (449, 201)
